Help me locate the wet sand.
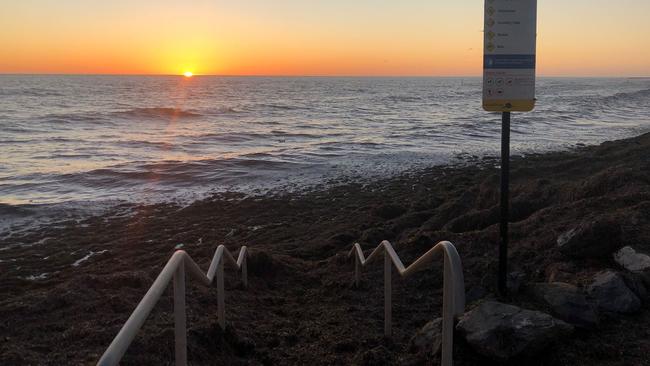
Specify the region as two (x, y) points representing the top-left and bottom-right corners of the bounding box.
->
(1, 132), (650, 365)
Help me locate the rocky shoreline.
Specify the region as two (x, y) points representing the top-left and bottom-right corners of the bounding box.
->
(1, 132), (650, 365)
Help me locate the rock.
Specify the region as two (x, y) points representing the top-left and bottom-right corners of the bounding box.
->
(408, 318), (442, 355)
(612, 233), (650, 295)
(587, 271), (641, 314)
(556, 218), (621, 258)
(621, 272), (648, 300)
(614, 246), (650, 273)
(456, 301), (573, 361)
(532, 282), (599, 328)
(373, 204), (407, 220)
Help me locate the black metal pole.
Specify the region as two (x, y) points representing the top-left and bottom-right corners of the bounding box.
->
(498, 111), (511, 296)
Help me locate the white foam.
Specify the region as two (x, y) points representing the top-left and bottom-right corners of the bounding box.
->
(72, 249), (108, 267)
(25, 272), (49, 281)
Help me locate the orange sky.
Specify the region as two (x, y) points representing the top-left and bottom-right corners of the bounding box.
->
(1, 0), (649, 76)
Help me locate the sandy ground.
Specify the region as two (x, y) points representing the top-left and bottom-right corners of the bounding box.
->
(1, 132), (650, 365)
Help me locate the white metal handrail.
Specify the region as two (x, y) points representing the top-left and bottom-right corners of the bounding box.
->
(349, 240), (465, 366)
(97, 246), (248, 366)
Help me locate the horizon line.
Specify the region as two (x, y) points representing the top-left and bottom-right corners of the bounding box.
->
(1, 72), (648, 78)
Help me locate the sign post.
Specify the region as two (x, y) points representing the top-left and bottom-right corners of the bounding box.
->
(483, 0), (537, 295)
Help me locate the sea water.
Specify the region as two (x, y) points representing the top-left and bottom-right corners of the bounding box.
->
(1, 76), (649, 230)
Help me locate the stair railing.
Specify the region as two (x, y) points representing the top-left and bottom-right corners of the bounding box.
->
(97, 246), (248, 366)
(349, 240), (465, 366)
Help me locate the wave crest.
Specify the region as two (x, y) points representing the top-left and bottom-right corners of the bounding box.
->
(601, 88), (650, 104)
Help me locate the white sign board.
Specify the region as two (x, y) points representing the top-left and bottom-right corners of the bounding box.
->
(483, 0), (537, 112)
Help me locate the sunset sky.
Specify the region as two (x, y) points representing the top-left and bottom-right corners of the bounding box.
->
(1, 0), (649, 76)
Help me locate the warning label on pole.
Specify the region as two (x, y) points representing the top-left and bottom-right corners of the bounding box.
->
(483, 0), (537, 112)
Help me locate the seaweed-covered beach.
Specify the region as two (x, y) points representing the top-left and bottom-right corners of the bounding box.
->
(1, 132), (650, 365)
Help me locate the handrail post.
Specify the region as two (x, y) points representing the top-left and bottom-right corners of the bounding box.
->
(384, 248), (392, 337)
(217, 257), (226, 329)
(242, 253), (248, 288)
(441, 252), (453, 366)
(348, 240), (465, 366)
(354, 254), (360, 287)
(173, 259), (187, 366)
(97, 247), (249, 366)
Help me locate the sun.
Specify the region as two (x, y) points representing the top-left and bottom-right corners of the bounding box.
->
(183, 71), (193, 77)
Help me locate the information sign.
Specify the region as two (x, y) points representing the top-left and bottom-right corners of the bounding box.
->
(483, 0), (537, 112)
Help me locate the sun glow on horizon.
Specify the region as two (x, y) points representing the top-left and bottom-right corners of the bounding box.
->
(183, 71), (193, 77)
(1, 1), (649, 76)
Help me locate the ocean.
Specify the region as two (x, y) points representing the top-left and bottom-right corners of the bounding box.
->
(1, 76), (649, 231)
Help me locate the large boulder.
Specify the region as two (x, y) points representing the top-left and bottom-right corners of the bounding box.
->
(456, 301), (573, 361)
(587, 270), (641, 314)
(532, 282), (599, 328)
(556, 218), (621, 258)
(614, 246), (650, 291)
(621, 272), (648, 300)
(614, 246), (650, 273)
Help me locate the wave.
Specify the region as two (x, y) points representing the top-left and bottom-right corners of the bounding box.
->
(207, 106), (241, 115)
(195, 132), (266, 143)
(269, 130), (320, 138)
(115, 107), (202, 119)
(383, 95), (424, 103)
(49, 156), (308, 190)
(116, 140), (174, 149)
(0, 88), (64, 97)
(607, 88), (650, 102)
(32, 154), (88, 160)
(592, 88), (650, 110)
(259, 103), (310, 111)
(193, 130), (324, 143)
(38, 112), (107, 124)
